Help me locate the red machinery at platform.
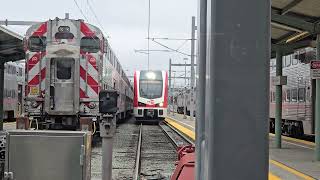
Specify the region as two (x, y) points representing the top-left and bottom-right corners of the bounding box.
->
(171, 145), (195, 180)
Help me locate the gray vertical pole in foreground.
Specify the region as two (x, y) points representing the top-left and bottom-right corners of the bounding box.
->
(205, 0), (270, 179)
(315, 35), (320, 160)
(190, 16), (196, 118)
(275, 50), (283, 148)
(0, 62), (4, 131)
(196, 0), (207, 178)
(169, 59), (172, 114)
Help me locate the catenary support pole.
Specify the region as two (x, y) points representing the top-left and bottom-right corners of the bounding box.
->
(169, 59), (172, 114)
(184, 61), (187, 119)
(275, 50), (283, 149)
(196, 0), (207, 178)
(190, 16), (196, 118)
(205, 0), (270, 179)
(315, 34), (320, 160)
(172, 72), (175, 116)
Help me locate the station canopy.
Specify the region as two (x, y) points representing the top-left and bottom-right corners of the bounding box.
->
(271, 0), (320, 57)
(0, 26), (24, 63)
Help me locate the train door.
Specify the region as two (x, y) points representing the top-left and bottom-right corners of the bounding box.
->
(50, 58), (75, 112)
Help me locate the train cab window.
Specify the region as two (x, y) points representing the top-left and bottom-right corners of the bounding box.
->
(286, 90), (291, 102)
(298, 88), (306, 102)
(80, 37), (100, 53)
(56, 59), (73, 80)
(29, 36), (46, 52)
(291, 89), (298, 102)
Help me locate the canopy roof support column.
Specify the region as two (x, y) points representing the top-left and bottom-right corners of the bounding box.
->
(204, 0), (270, 179)
(315, 35), (320, 161)
(275, 50), (283, 148)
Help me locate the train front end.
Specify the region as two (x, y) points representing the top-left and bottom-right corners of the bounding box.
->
(134, 70), (168, 120)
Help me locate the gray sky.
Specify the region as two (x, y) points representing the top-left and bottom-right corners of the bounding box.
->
(1, 0), (196, 86)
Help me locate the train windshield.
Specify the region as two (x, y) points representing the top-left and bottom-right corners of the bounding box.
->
(28, 36), (46, 52)
(139, 71), (163, 99)
(80, 37), (100, 53)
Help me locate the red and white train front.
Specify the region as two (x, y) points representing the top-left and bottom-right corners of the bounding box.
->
(134, 70), (168, 120)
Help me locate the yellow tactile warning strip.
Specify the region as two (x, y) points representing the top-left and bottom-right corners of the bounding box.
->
(269, 173), (281, 180)
(269, 133), (315, 147)
(164, 117), (195, 140)
(165, 117), (317, 180)
(269, 160), (316, 180)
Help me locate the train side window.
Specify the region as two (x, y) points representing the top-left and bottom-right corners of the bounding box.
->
(298, 88), (306, 102)
(29, 36), (46, 52)
(80, 36), (100, 53)
(286, 90), (291, 102)
(285, 56), (291, 67)
(291, 89), (297, 102)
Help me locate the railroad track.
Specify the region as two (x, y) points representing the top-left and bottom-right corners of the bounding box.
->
(133, 122), (193, 180)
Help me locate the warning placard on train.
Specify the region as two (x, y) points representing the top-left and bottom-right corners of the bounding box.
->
(310, 61), (320, 79)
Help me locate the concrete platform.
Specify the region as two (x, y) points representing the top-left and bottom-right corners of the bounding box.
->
(165, 113), (320, 180)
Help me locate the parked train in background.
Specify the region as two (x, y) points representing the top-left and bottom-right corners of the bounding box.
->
(269, 47), (316, 137)
(24, 17), (133, 130)
(133, 70), (168, 120)
(3, 61), (25, 120)
(175, 88), (196, 116)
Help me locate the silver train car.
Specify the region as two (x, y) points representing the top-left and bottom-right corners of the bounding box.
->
(175, 88), (196, 116)
(24, 17), (133, 130)
(269, 48), (315, 137)
(3, 61), (25, 120)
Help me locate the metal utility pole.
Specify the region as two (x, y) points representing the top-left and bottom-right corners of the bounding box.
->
(196, 0), (207, 179)
(184, 60), (187, 119)
(169, 59), (172, 114)
(190, 16), (196, 119)
(316, 35), (320, 160)
(275, 50), (283, 149)
(203, 0), (270, 179)
(172, 72), (176, 116)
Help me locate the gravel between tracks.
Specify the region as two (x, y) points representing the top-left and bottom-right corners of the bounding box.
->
(91, 120), (140, 180)
(139, 125), (177, 179)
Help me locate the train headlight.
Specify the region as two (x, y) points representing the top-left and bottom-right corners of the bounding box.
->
(88, 102), (96, 109)
(159, 102), (164, 107)
(146, 72), (156, 79)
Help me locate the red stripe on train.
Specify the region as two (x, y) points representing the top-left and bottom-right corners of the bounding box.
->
(79, 66), (99, 94)
(27, 52), (46, 71)
(32, 22), (47, 36)
(80, 22), (95, 37)
(133, 71), (138, 107)
(163, 71), (168, 107)
(28, 68), (46, 85)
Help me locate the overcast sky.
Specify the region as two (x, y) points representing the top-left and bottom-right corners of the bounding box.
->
(1, 0), (196, 86)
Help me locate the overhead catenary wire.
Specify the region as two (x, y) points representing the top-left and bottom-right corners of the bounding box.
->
(73, 0), (89, 22)
(86, 0), (107, 36)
